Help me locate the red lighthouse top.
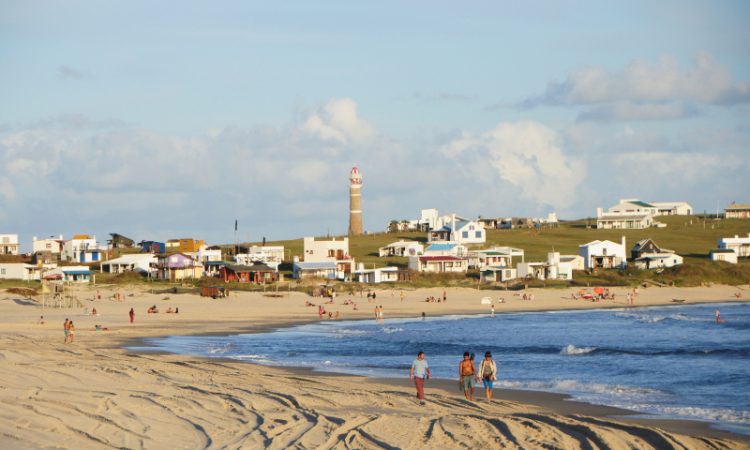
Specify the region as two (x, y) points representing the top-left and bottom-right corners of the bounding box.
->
(350, 166), (362, 185)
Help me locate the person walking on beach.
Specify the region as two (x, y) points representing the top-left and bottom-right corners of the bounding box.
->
(129, 308), (135, 324)
(66, 321), (75, 344)
(443, 290), (447, 302)
(490, 304), (495, 318)
(400, 291), (404, 303)
(410, 351), (430, 405)
(459, 352), (476, 401)
(478, 351), (497, 402)
(63, 318), (69, 342)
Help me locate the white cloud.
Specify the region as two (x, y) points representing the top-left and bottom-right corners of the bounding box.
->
(443, 121), (585, 210)
(521, 53), (750, 121)
(299, 98), (374, 144)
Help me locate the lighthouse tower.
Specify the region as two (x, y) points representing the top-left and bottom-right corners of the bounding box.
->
(349, 166), (363, 236)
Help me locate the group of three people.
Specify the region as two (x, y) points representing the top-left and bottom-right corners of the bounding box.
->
(409, 350), (497, 405)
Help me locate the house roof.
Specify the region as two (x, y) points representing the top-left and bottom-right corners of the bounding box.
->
(726, 203), (750, 210)
(426, 243), (457, 251)
(62, 269), (92, 275)
(628, 200), (656, 208)
(103, 254), (156, 265)
(598, 214), (651, 220)
(710, 249), (736, 254)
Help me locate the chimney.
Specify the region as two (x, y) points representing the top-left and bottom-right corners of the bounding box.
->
(451, 213), (457, 239)
(596, 207), (603, 218)
(33, 236), (37, 242)
(621, 236), (626, 250)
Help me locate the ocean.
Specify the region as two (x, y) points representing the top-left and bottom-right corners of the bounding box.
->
(136, 302), (750, 434)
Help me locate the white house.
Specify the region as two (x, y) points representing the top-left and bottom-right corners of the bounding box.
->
(100, 254), (157, 275)
(718, 234), (750, 258)
(559, 254), (584, 270)
(428, 215), (486, 244)
(62, 235), (101, 263)
(423, 242), (468, 257)
(0, 234), (20, 255)
(725, 203), (750, 219)
(597, 212), (654, 230)
(710, 249), (738, 264)
(293, 261), (339, 280)
(32, 235), (65, 254)
(651, 202), (693, 216)
(470, 246), (524, 269)
(579, 237), (628, 270)
(45, 266), (93, 283)
(630, 238), (683, 269)
(408, 255), (468, 273)
(189, 245), (223, 264)
(479, 267), (517, 283)
(352, 265), (400, 284)
(379, 240), (424, 257)
(0, 263), (41, 281)
(303, 237), (350, 262)
(596, 199), (660, 229)
(235, 246), (284, 270)
(517, 252), (574, 281)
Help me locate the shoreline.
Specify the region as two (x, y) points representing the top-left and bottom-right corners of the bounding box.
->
(2, 284), (749, 449)
(126, 300), (750, 442)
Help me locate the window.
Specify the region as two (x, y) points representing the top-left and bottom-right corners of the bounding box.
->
(328, 250), (335, 257)
(475, 231), (482, 238)
(0, 268), (5, 275)
(462, 231), (469, 238)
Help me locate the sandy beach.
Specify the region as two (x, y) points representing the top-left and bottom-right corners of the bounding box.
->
(1, 283), (748, 449)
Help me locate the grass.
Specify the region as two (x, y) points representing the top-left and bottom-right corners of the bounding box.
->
(4, 216), (747, 291)
(246, 215), (750, 287)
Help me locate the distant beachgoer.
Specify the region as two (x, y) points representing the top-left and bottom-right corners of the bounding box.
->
(318, 305), (324, 319)
(410, 351), (430, 405)
(335, 311), (340, 320)
(716, 309), (723, 324)
(400, 291), (404, 303)
(421, 312), (426, 320)
(735, 291), (742, 299)
(96, 290), (101, 300)
(175, 307), (179, 314)
(490, 305), (495, 318)
(166, 307), (174, 314)
(379, 305), (384, 321)
(372, 292), (377, 300)
(91, 307), (98, 316)
(328, 311), (333, 320)
(129, 308), (135, 324)
(478, 351), (497, 402)
(459, 352), (476, 401)
(443, 290), (447, 302)
(37, 316), (45, 325)
(374, 306), (379, 320)
(67, 321), (75, 344)
(63, 318), (69, 342)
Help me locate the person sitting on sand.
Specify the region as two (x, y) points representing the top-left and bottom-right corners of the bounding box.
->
(327, 311), (333, 320)
(37, 315), (45, 325)
(335, 311), (340, 320)
(147, 305), (159, 314)
(735, 291), (742, 299)
(166, 307), (174, 314)
(175, 307), (179, 314)
(91, 307), (98, 316)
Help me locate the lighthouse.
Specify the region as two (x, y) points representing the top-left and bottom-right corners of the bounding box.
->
(349, 166), (363, 236)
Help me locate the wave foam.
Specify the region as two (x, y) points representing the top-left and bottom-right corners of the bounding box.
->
(560, 344), (596, 355)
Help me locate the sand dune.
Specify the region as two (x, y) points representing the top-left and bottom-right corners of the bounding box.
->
(0, 284), (747, 449)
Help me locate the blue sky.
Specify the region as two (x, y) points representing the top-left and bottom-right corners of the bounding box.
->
(1, 1), (749, 249)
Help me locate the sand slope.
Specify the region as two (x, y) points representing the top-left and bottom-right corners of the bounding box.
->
(0, 284), (748, 449)
(0, 334), (745, 450)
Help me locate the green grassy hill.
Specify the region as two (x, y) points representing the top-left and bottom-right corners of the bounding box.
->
(248, 216), (750, 287)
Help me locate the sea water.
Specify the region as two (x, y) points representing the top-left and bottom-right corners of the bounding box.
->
(138, 302), (750, 433)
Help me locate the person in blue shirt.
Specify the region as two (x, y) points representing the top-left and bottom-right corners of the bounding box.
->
(410, 351), (430, 405)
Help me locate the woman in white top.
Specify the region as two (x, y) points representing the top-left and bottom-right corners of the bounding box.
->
(478, 351), (497, 402)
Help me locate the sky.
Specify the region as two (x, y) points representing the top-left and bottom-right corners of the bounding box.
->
(1, 1), (749, 250)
